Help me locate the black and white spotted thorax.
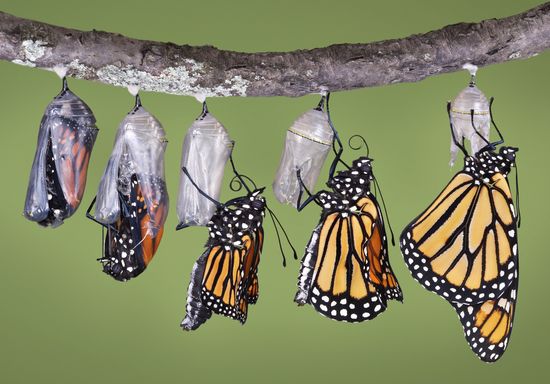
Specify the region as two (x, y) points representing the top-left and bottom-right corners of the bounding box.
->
(464, 146), (518, 182)
(207, 189), (266, 249)
(319, 156), (374, 215)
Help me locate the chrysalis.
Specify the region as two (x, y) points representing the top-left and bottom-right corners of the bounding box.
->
(176, 101), (232, 229)
(273, 96), (333, 207)
(24, 77), (98, 227)
(88, 94), (168, 281)
(449, 64), (490, 166)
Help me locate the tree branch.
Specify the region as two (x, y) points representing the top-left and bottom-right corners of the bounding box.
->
(1, 3), (549, 98)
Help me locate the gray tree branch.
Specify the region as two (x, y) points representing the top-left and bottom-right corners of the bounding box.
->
(1, 3), (549, 98)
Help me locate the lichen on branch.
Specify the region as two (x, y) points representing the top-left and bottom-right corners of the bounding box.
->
(1, 3), (549, 97)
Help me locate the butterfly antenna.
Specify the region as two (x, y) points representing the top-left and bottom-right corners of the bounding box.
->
(228, 147), (254, 194)
(296, 169), (321, 210)
(470, 109), (492, 149)
(266, 206), (298, 267)
(373, 175), (395, 246)
(85, 196), (118, 231)
(325, 92), (351, 178)
(488, 97), (505, 146)
(181, 167), (223, 208)
(348, 134), (370, 157)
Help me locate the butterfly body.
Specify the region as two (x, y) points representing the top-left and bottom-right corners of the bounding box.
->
(99, 174), (166, 281)
(296, 157), (402, 322)
(182, 189), (265, 331)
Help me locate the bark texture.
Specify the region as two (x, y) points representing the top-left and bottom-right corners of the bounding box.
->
(1, 3), (549, 97)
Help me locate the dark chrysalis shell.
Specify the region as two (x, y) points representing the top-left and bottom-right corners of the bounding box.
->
(24, 79), (98, 227)
(91, 101), (168, 281)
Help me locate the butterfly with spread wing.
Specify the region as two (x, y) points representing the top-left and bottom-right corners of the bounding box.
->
(181, 154), (295, 330)
(400, 98), (519, 362)
(294, 93), (402, 323)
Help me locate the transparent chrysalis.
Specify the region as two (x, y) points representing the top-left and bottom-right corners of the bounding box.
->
(88, 94), (168, 281)
(449, 64), (490, 166)
(24, 77), (99, 227)
(273, 96), (333, 207)
(176, 102), (233, 229)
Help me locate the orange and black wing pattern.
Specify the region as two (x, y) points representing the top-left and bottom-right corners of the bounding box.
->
(295, 157), (402, 322)
(453, 278), (518, 362)
(24, 84), (98, 227)
(200, 231), (262, 323)
(401, 169), (518, 303)
(181, 190), (266, 331)
(100, 175), (165, 281)
(400, 146), (520, 362)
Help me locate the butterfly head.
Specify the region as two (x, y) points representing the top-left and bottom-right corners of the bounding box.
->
(350, 156), (373, 175)
(247, 188), (267, 211)
(328, 156), (373, 196)
(467, 146), (518, 179)
(500, 146), (518, 164)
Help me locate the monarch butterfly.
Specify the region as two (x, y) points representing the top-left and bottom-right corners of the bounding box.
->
(24, 77), (98, 227)
(87, 95), (168, 281)
(181, 155), (294, 330)
(294, 93), (402, 323)
(400, 99), (519, 362)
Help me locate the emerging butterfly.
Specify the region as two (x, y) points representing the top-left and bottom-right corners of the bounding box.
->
(181, 154), (295, 330)
(294, 93), (402, 323)
(400, 99), (519, 362)
(24, 77), (98, 227)
(87, 95), (168, 281)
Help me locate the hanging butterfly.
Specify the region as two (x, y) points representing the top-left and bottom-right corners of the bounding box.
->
(87, 94), (169, 281)
(24, 77), (98, 227)
(181, 153), (295, 330)
(400, 98), (519, 362)
(294, 93), (402, 323)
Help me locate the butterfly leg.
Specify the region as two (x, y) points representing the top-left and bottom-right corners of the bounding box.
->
(296, 169), (321, 211)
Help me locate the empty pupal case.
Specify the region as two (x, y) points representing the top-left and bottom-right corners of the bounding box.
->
(449, 64), (491, 166)
(273, 97), (333, 207)
(176, 102), (233, 228)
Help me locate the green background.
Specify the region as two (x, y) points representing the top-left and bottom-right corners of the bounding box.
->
(0, 1), (548, 383)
